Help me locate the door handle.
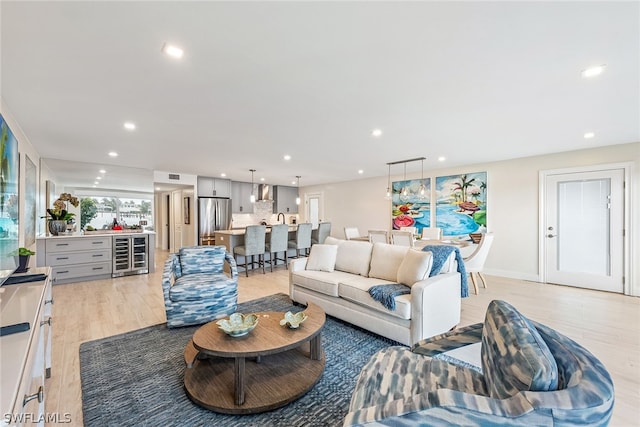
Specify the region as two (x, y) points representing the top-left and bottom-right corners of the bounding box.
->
(547, 234), (557, 238)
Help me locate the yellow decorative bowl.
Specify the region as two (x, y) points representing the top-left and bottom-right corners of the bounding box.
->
(216, 313), (258, 337)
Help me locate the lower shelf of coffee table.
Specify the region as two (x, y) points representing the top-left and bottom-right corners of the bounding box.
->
(184, 346), (325, 414)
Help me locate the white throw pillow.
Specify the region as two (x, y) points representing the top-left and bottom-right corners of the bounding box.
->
(397, 249), (433, 286)
(306, 244), (338, 272)
(368, 243), (409, 282)
(335, 241), (373, 276)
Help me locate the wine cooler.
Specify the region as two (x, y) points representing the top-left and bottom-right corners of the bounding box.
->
(112, 235), (149, 277)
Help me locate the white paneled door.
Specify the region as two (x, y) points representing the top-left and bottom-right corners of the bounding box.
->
(544, 169), (624, 292)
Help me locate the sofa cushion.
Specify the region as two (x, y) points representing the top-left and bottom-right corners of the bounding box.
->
(324, 236), (344, 246)
(306, 244), (338, 272)
(339, 276), (411, 320)
(368, 243), (409, 282)
(481, 300), (559, 399)
(397, 249), (433, 286)
(291, 269), (357, 297)
(335, 240), (373, 277)
(179, 246), (225, 275)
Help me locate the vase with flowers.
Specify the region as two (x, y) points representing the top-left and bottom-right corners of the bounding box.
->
(45, 192), (79, 235)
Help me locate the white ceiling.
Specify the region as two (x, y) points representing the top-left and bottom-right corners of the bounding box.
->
(1, 1), (638, 193)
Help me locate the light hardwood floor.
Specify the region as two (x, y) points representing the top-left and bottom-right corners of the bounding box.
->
(44, 250), (640, 426)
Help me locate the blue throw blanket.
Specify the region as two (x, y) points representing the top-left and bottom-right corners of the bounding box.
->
(368, 283), (410, 311)
(423, 245), (469, 297)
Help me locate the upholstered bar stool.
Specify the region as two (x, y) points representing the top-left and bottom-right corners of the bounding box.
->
(233, 225), (266, 277)
(311, 222), (331, 245)
(288, 222), (312, 258)
(265, 223), (289, 272)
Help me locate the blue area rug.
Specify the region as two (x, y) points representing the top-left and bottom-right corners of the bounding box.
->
(80, 293), (403, 426)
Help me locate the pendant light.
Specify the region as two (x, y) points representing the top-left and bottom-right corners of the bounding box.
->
(418, 158), (427, 200)
(295, 176), (301, 205)
(384, 164), (392, 200)
(249, 169), (256, 203)
(400, 163), (409, 202)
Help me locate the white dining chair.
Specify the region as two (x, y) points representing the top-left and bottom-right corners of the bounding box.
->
(399, 226), (417, 236)
(463, 233), (494, 294)
(368, 229), (388, 244)
(421, 227), (442, 240)
(344, 227), (361, 240)
(390, 230), (414, 247)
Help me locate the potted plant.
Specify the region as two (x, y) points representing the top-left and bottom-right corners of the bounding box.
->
(11, 247), (35, 273)
(44, 192), (79, 235)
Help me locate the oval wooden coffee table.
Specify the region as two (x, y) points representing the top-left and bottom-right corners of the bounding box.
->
(183, 302), (326, 414)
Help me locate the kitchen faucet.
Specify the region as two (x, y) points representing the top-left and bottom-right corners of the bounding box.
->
(277, 212), (286, 224)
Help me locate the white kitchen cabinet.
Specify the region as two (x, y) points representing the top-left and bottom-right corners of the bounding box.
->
(231, 181), (256, 213)
(1, 268), (52, 427)
(197, 176), (231, 198)
(274, 185), (299, 214)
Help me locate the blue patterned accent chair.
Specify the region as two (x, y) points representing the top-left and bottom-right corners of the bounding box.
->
(162, 245), (238, 328)
(345, 300), (614, 426)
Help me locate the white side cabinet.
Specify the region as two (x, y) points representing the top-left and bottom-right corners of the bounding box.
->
(1, 268), (52, 427)
(36, 236), (112, 285)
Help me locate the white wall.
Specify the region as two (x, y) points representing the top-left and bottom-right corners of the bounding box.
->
(302, 142), (640, 295)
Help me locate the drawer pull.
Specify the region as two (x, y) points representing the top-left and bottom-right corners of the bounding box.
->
(56, 257), (69, 260)
(45, 299), (54, 305)
(23, 386), (44, 406)
(40, 317), (52, 327)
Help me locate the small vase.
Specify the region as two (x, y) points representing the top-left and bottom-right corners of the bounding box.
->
(48, 220), (67, 236)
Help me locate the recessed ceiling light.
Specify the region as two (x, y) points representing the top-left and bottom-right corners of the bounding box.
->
(584, 132), (595, 139)
(99, 169), (106, 174)
(358, 170), (364, 174)
(371, 129), (382, 137)
(284, 155), (291, 161)
(161, 43), (184, 59)
(123, 122), (136, 131)
(581, 64), (606, 78)
(220, 173), (226, 177)
(438, 156), (446, 162)
(108, 151), (118, 157)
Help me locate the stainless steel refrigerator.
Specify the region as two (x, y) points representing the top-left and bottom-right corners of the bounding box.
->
(198, 197), (232, 245)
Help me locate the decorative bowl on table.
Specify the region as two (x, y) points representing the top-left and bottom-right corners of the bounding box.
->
(216, 313), (258, 337)
(280, 311), (308, 329)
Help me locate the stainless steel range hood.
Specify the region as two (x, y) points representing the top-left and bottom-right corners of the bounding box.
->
(257, 184), (272, 201)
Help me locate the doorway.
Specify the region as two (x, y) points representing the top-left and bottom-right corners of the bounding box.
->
(541, 166), (626, 293)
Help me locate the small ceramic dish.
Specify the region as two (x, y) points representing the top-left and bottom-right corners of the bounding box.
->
(280, 311), (308, 329)
(216, 313), (258, 337)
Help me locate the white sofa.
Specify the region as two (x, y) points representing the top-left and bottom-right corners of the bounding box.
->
(288, 237), (461, 346)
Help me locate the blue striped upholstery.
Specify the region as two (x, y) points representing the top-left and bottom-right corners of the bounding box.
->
(162, 246), (238, 328)
(345, 300), (614, 426)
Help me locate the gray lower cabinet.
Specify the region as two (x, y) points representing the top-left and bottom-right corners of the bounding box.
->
(37, 236), (112, 284)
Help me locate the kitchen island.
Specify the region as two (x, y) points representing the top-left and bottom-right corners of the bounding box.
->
(36, 231), (156, 285)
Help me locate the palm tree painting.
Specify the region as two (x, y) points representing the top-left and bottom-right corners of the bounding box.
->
(435, 172), (487, 236)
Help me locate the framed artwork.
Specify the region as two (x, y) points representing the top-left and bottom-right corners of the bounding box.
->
(183, 196), (190, 224)
(25, 154), (37, 246)
(435, 172), (487, 236)
(391, 178), (430, 232)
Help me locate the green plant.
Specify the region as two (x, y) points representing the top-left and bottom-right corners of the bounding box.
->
(10, 247), (35, 256)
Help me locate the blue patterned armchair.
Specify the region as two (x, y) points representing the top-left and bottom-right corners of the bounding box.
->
(345, 300), (614, 426)
(162, 245), (238, 328)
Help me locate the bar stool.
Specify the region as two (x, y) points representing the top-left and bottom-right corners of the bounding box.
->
(265, 223), (289, 271)
(311, 222), (331, 245)
(233, 225), (266, 277)
(288, 222), (312, 258)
